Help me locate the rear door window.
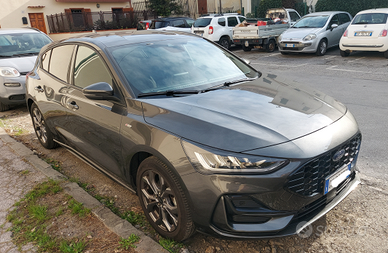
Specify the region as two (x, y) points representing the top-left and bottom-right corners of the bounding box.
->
(49, 45), (75, 82)
(227, 17), (238, 27)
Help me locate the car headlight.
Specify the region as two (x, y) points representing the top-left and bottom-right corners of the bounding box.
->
(182, 140), (288, 174)
(303, 34), (316, 41)
(0, 67), (20, 77)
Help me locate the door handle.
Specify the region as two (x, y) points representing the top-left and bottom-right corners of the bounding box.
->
(34, 86), (44, 93)
(67, 101), (79, 110)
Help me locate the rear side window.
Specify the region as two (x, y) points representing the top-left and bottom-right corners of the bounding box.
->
(339, 13), (351, 24)
(41, 50), (51, 72)
(227, 17), (238, 27)
(289, 11), (300, 22)
(73, 46), (113, 89)
(194, 18), (212, 27)
(218, 18), (226, 26)
(352, 13), (388, 24)
(49, 45), (75, 82)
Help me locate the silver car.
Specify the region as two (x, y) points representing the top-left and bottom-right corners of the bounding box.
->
(278, 11), (352, 56)
(0, 28), (52, 111)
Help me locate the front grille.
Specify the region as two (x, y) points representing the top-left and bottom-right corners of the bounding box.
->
(286, 133), (361, 196)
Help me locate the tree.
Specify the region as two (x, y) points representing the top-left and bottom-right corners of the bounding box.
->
(148, 0), (183, 17)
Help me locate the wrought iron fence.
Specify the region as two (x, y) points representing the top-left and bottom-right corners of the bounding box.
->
(47, 9), (157, 33)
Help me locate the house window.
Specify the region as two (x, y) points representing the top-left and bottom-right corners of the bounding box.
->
(71, 9), (85, 28)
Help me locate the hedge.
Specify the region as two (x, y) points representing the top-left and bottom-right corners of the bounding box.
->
(315, 0), (388, 17)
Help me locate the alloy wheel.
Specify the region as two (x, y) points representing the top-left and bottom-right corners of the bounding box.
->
(32, 107), (48, 144)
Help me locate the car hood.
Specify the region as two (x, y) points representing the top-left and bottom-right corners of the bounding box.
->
(141, 74), (347, 153)
(281, 28), (322, 40)
(0, 56), (37, 72)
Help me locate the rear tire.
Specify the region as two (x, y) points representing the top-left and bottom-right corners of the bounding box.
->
(266, 39), (276, 52)
(340, 50), (350, 57)
(30, 103), (58, 149)
(219, 37), (230, 50)
(0, 101), (10, 112)
(137, 156), (195, 242)
(316, 39), (327, 56)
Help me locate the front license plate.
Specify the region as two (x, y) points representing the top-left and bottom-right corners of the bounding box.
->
(285, 43), (295, 48)
(355, 31), (372, 36)
(324, 164), (351, 195)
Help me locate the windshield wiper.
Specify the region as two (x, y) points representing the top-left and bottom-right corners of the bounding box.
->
(202, 77), (256, 92)
(138, 90), (199, 98)
(11, 53), (38, 57)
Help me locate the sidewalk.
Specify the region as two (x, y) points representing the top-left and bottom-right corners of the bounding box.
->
(0, 127), (166, 253)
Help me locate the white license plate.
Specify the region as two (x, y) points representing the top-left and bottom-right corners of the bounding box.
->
(285, 43), (295, 48)
(355, 31), (372, 36)
(324, 164), (351, 194)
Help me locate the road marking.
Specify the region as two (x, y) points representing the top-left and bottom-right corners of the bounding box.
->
(324, 56), (336, 60)
(259, 53), (281, 58)
(325, 65), (388, 75)
(347, 57), (366, 63)
(251, 62), (308, 68)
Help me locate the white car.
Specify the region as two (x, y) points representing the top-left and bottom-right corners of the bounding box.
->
(191, 13), (246, 49)
(0, 28), (52, 111)
(278, 11), (352, 56)
(340, 8), (388, 58)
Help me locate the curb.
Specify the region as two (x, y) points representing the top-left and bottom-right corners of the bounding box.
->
(0, 127), (168, 253)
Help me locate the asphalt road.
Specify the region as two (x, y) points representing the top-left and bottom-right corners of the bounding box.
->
(233, 46), (388, 182)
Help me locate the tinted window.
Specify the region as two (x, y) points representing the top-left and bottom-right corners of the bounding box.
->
(73, 46), (113, 89)
(50, 45), (75, 82)
(289, 11), (300, 22)
(41, 50), (51, 72)
(339, 13), (351, 24)
(194, 18), (212, 27)
(352, 13), (388, 24)
(186, 19), (195, 27)
(151, 21), (169, 29)
(238, 16), (246, 23)
(227, 17), (238, 27)
(218, 17), (226, 26)
(173, 20), (185, 28)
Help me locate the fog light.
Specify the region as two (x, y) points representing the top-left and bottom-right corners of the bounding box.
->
(4, 83), (21, 87)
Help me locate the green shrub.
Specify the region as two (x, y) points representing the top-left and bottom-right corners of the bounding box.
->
(315, 0), (388, 17)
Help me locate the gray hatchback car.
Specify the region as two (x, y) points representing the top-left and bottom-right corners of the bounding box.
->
(278, 11), (352, 55)
(0, 28), (52, 111)
(26, 30), (361, 241)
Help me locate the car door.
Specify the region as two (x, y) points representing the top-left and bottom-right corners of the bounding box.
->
(63, 44), (126, 178)
(326, 14), (343, 47)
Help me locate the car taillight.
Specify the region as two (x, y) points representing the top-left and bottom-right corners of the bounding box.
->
(209, 26), (213, 35)
(343, 29), (348, 37)
(146, 23), (149, 30)
(380, 29), (387, 37)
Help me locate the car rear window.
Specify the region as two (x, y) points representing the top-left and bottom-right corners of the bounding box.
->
(352, 13), (388, 24)
(194, 18), (212, 27)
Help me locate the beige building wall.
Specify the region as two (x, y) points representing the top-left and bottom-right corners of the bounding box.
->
(0, 0), (132, 39)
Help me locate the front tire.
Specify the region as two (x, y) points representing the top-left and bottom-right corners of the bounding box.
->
(384, 50), (388, 59)
(242, 45), (252, 52)
(316, 39), (327, 56)
(30, 103), (57, 149)
(137, 157), (195, 241)
(219, 37), (230, 50)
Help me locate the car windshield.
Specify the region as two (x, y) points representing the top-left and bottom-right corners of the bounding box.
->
(0, 33), (51, 57)
(194, 18), (212, 27)
(293, 15), (329, 28)
(352, 13), (388, 24)
(109, 37), (258, 97)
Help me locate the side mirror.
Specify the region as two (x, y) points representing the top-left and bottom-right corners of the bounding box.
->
(82, 82), (119, 101)
(331, 23), (338, 30)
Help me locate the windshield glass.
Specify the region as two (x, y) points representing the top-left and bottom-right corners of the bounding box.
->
(194, 18), (212, 27)
(352, 13), (388, 24)
(293, 15), (329, 28)
(109, 37), (258, 96)
(0, 33), (51, 57)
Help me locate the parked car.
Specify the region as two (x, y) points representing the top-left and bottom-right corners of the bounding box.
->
(0, 28), (52, 111)
(26, 30), (361, 242)
(192, 13), (246, 49)
(149, 17), (194, 33)
(278, 11), (352, 56)
(340, 8), (388, 58)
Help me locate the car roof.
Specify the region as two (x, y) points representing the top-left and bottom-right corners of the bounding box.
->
(305, 11), (349, 17)
(356, 8), (388, 15)
(51, 30), (199, 50)
(0, 28), (43, 35)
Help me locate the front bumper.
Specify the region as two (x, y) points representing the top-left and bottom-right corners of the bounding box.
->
(0, 75), (27, 105)
(278, 39), (319, 53)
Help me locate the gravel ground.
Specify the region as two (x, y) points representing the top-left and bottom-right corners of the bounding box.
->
(1, 105), (387, 253)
